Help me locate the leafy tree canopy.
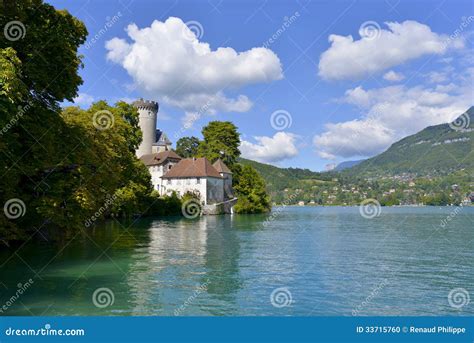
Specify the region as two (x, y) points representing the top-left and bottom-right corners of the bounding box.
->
(175, 136), (200, 158)
(198, 121), (240, 168)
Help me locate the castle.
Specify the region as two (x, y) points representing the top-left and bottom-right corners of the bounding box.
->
(134, 99), (234, 207)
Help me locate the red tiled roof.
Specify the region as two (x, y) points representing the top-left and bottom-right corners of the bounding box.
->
(162, 158), (223, 178)
(139, 150), (182, 166)
(212, 159), (232, 174)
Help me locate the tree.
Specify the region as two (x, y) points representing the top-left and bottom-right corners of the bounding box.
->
(0, 0), (87, 243)
(198, 121), (240, 168)
(233, 165), (270, 214)
(175, 136), (200, 158)
(0, 0), (87, 108)
(0, 1), (183, 245)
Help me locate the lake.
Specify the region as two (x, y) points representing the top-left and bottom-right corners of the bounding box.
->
(0, 206), (472, 316)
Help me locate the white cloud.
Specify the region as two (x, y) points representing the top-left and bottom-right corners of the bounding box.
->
(314, 76), (472, 159)
(383, 70), (405, 82)
(426, 71), (448, 83)
(240, 132), (299, 163)
(73, 93), (95, 107)
(314, 118), (395, 158)
(318, 21), (463, 80)
(105, 17), (283, 115)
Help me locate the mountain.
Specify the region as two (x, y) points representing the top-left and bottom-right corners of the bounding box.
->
(334, 159), (364, 171)
(238, 158), (333, 202)
(345, 107), (474, 177)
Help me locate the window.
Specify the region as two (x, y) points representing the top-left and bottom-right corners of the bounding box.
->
(196, 178), (200, 184)
(186, 179), (190, 185)
(167, 179), (171, 185)
(169, 165), (172, 170)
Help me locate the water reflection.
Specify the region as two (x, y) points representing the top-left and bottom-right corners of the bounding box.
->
(0, 207), (473, 316)
(125, 215), (242, 315)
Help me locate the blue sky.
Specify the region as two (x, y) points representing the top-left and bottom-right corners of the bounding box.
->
(52, 0), (473, 171)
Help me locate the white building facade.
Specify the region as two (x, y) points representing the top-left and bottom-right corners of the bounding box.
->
(160, 158), (231, 205)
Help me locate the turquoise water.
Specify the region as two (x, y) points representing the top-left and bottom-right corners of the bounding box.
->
(0, 206), (472, 316)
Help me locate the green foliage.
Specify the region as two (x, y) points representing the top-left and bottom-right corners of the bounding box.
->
(422, 193), (451, 206)
(0, 0), (87, 108)
(175, 136), (200, 158)
(198, 121), (241, 168)
(239, 157), (331, 203)
(233, 165), (270, 213)
(144, 192), (182, 216)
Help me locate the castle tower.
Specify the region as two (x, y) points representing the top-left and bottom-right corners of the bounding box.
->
(133, 98), (159, 157)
